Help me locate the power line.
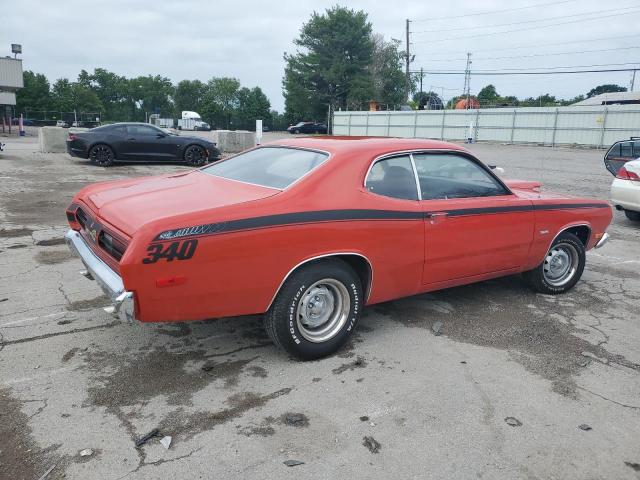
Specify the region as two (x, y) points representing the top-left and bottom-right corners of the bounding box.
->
(414, 68), (640, 76)
(412, 6), (639, 35)
(422, 46), (640, 62)
(411, 0), (578, 22)
(419, 34), (640, 56)
(412, 9), (640, 44)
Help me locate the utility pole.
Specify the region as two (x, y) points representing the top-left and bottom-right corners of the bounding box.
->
(405, 19), (411, 102)
(419, 67), (424, 94)
(631, 69), (637, 91)
(462, 52), (472, 109)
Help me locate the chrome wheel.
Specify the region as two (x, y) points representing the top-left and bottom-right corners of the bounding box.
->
(296, 278), (350, 343)
(543, 242), (579, 287)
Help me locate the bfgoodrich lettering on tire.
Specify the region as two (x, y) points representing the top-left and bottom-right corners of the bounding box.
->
(523, 232), (586, 294)
(265, 259), (362, 360)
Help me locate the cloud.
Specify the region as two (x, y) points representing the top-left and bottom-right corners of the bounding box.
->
(2, 0), (637, 112)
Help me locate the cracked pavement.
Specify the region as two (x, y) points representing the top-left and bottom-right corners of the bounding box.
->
(1, 133), (639, 479)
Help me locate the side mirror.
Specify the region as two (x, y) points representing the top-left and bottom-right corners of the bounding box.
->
(156, 133), (165, 138)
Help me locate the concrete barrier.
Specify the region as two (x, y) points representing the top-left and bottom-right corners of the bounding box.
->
(211, 130), (256, 153)
(39, 127), (89, 153)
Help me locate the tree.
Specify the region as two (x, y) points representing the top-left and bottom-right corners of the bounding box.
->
(77, 68), (133, 121)
(200, 77), (240, 129)
(370, 34), (406, 108)
(15, 71), (52, 116)
(173, 80), (207, 117)
(129, 74), (174, 119)
(51, 78), (103, 115)
(477, 85), (499, 106)
(283, 6), (374, 122)
(412, 91), (443, 110)
(586, 84), (627, 98)
(235, 86), (271, 130)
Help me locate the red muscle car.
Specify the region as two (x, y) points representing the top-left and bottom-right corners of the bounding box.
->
(65, 137), (612, 359)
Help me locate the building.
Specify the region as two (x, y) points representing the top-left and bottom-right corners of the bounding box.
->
(572, 91), (640, 106)
(0, 56), (24, 131)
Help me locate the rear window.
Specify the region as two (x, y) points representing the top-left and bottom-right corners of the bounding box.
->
(202, 147), (329, 189)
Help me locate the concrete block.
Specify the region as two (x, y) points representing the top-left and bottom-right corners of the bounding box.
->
(39, 127), (89, 153)
(211, 130), (256, 153)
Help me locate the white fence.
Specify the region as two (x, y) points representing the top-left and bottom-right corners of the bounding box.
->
(333, 105), (640, 148)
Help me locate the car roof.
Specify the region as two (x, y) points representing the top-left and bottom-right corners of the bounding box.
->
(267, 136), (470, 157)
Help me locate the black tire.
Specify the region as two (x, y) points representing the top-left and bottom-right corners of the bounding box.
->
(624, 209), (640, 221)
(522, 232), (585, 294)
(265, 259), (363, 360)
(89, 144), (115, 167)
(184, 145), (207, 167)
(294, 129), (300, 134)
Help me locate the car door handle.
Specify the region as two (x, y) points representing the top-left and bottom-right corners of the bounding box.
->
(126, 137), (136, 141)
(425, 212), (448, 219)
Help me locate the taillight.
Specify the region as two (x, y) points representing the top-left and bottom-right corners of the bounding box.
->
(67, 134), (77, 141)
(616, 167), (640, 181)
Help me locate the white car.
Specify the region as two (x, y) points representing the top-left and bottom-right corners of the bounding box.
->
(611, 158), (640, 221)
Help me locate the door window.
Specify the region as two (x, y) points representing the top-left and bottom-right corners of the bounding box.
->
(365, 156), (418, 200)
(633, 141), (640, 158)
(127, 125), (159, 136)
(413, 153), (508, 200)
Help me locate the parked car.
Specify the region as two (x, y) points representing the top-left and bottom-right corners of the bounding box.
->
(604, 137), (640, 176)
(64, 137), (612, 360)
(66, 122), (221, 167)
(56, 120), (69, 128)
(611, 158), (640, 220)
(287, 121), (328, 134)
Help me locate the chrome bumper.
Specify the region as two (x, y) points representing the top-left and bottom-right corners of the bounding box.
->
(64, 229), (136, 321)
(594, 232), (610, 249)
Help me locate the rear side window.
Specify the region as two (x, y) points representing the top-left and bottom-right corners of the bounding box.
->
(634, 141), (640, 157)
(202, 147), (328, 189)
(365, 156), (418, 200)
(606, 143), (621, 158)
(620, 142), (633, 158)
(112, 125), (126, 134)
(413, 153), (508, 200)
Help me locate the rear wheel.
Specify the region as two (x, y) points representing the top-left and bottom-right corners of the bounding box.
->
(294, 129), (300, 134)
(522, 232), (585, 294)
(184, 145), (207, 167)
(89, 144), (115, 167)
(625, 209), (640, 221)
(265, 259), (362, 360)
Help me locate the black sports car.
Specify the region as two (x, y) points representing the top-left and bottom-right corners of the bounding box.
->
(286, 121), (328, 134)
(66, 122), (221, 167)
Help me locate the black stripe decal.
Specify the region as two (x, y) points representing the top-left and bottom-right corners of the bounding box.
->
(153, 203), (609, 241)
(153, 209), (424, 241)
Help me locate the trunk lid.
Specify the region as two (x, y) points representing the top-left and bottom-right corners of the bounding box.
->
(81, 171), (278, 235)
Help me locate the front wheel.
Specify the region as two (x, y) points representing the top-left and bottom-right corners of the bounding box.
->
(184, 145), (207, 167)
(522, 232), (585, 294)
(264, 259), (362, 360)
(89, 144), (115, 167)
(625, 209), (640, 221)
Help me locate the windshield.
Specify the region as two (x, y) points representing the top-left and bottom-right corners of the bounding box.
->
(201, 146), (329, 189)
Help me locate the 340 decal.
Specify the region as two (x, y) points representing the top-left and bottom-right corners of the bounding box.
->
(143, 239), (198, 264)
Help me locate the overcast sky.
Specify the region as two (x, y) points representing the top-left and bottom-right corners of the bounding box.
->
(2, 0), (639, 111)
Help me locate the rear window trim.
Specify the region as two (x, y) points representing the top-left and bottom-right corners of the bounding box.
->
(200, 145), (331, 191)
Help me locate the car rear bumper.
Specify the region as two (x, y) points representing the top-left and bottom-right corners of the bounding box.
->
(611, 178), (640, 212)
(65, 229), (136, 321)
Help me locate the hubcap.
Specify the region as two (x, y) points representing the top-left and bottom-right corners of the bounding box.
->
(543, 243), (578, 287)
(296, 278), (350, 343)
